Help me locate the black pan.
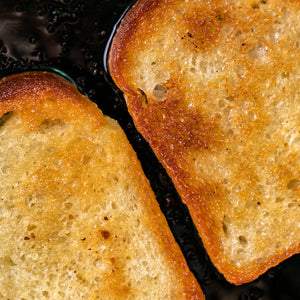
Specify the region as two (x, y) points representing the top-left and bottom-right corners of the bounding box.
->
(0, 0), (299, 299)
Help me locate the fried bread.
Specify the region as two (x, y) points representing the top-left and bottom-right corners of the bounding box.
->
(108, 0), (300, 285)
(0, 71), (204, 299)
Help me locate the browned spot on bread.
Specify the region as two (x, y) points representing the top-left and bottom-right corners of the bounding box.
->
(100, 230), (111, 239)
(131, 77), (225, 161)
(182, 3), (233, 51)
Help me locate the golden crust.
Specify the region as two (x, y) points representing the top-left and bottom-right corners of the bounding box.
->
(108, 0), (300, 285)
(0, 71), (104, 131)
(0, 71), (204, 298)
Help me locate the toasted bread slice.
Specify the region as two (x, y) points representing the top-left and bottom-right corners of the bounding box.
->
(108, 0), (300, 285)
(0, 71), (204, 299)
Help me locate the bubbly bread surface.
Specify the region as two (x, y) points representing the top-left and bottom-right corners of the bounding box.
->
(108, 0), (300, 284)
(0, 71), (204, 299)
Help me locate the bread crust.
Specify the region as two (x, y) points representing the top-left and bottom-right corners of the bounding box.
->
(108, 0), (300, 284)
(0, 71), (204, 299)
(0, 71), (105, 130)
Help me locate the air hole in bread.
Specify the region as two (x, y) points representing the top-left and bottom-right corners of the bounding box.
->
(256, 184), (265, 193)
(2, 256), (16, 266)
(137, 88), (148, 108)
(222, 178), (229, 184)
(83, 154), (91, 165)
(135, 218), (140, 227)
(94, 291), (101, 298)
(238, 235), (248, 246)
(24, 194), (34, 206)
(245, 199), (256, 208)
(58, 291), (65, 297)
(281, 71), (290, 79)
(234, 63), (247, 78)
(218, 99), (226, 108)
(226, 129), (234, 137)
(1, 165), (9, 175)
(236, 248), (245, 255)
(38, 119), (65, 133)
(226, 95), (235, 101)
(27, 224), (37, 231)
(64, 202), (73, 209)
(251, 2), (260, 9)
(47, 146), (55, 153)
(222, 222), (228, 236)
(42, 290), (49, 296)
(248, 41), (267, 61)
(153, 84), (167, 102)
(0, 111), (14, 128)
(222, 215), (231, 237)
(287, 179), (300, 189)
(191, 56), (196, 66)
(265, 133), (271, 139)
(46, 97), (57, 103)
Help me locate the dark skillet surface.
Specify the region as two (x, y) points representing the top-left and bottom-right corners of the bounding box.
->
(0, 0), (299, 299)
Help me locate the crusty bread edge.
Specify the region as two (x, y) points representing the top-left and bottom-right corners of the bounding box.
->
(108, 0), (163, 96)
(0, 71), (105, 131)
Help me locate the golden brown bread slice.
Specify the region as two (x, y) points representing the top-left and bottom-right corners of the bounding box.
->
(108, 0), (300, 285)
(0, 71), (204, 299)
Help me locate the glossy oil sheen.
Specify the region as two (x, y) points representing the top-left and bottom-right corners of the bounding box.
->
(0, 0), (299, 299)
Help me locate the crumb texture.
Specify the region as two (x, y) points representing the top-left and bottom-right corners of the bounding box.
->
(0, 72), (204, 299)
(109, 0), (300, 284)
